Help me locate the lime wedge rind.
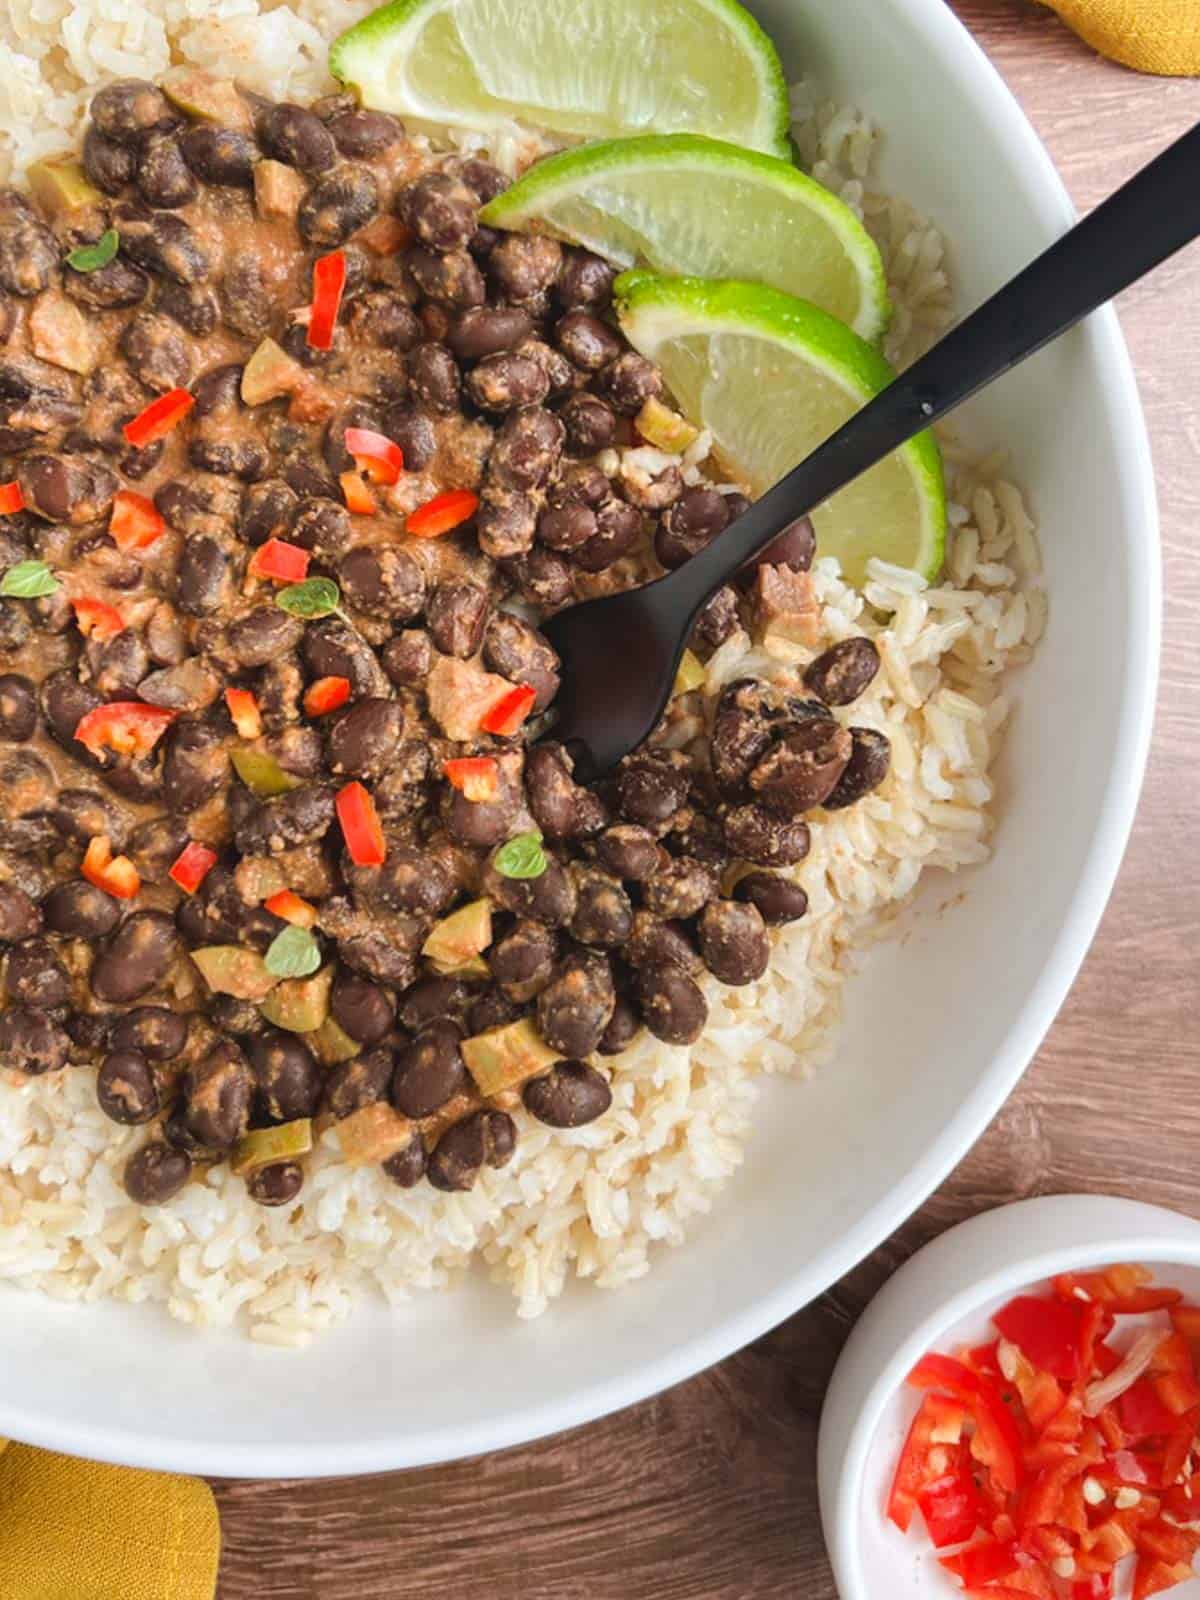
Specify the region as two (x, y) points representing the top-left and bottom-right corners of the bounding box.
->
(330, 0), (791, 158)
(613, 272), (946, 587)
(480, 134), (890, 343)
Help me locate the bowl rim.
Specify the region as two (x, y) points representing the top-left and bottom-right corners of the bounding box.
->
(0, 0), (1161, 1479)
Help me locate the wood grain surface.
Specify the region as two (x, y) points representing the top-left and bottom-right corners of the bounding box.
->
(211, 6), (1200, 1593)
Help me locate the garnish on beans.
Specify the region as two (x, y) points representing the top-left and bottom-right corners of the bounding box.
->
(275, 576), (341, 620)
(0, 481), (25, 517)
(73, 701), (176, 760)
(303, 676), (351, 717)
(405, 488), (479, 539)
(81, 836), (140, 900)
(492, 830), (547, 881)
(122, 386), (194, 449)
(224, 687), (262, 740)
(306, 248), (347, 351)
(480, 683), (536, 737)
(168, 841), (218, 896)
(263, 890), (317, 929)
(248, 538), (310, 584)
(264, 923), (321, 979)
(109, 489), (165, 553)
(344, 427), (404, 486)
(889, 1265), (1200, 1600)
(0, 558), (58, 597)
(336, 781), (386, 866)
(339, 468), (377, 516)
(71, 597), (125, 642)
(444, 755), (499, 802)
(66, 226), (118, 273)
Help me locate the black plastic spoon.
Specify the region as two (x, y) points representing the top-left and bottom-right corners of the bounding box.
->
(541, 117), (1200, 778)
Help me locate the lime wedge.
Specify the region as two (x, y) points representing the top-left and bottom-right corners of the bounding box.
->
(481, 134), (889, 343)
(614, 273), (945, 586)
(330, 0), (790, 157)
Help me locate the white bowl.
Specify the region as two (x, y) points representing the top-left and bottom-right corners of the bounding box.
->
(818, 1196), (1200, 1600)
(0, 0), (1159, 1476)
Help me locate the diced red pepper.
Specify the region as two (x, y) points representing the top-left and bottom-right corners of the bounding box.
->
(249, 539), (310, 583)
(1058, 1474), (1089, 1536)
(1055, 1268), (1183, 1317)
(303, 676), (351, 718)
(1072, 1576), (1113, 1600)
(996, 1296), (1085, 1382)
(909, 1354), (1025, 1496)
(122, 387), (194, 449)
(0, 480), (23, 516)
(1080, 1300), (1114, 1378)
(1163, 1471), (1200, 1520)
(355, 214), (412, 255)
(917, 1465), (985, 1548)
(1132, 1554), (1196, 1600)
(1020, 1445), (1100, 1533)
(168, 841), (218, 895)
(1003, 1569), (1058, 1599)
(344, 427), (404, 486)
(224, 688), (262, 740)
(339, 469), (377, 516)
(1149, 1334), (1200, 1417)
(74, 701), (176, 760)
(1137, 1519), (1200, 1566)
(336, 781), (385, 867)
(81, 835), (140, 900)
(1170, 1305), (1200, 1349)
(443, 756), (500, 802)
(72, 597), (125, 642)
(1122, 1381), (1184, 1442)
(109, 489), (165, 552)
(1159, 1408), (1199, 1488)
(405, 488), (478, 539)
(307, 250), (346, 351)
(887, 1394), (968, 1533)
(479, 683), (537, 738)
(263, 889), (317, 928)
(939, 1538), (1020, 1584)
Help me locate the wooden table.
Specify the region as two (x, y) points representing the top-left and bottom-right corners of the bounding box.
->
(212, 7), (1200, 1592)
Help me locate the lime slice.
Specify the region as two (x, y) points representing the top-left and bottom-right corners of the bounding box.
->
(330, 0), (790, 157)
(481, 134), (889, 343)
(614, 272), (945, 586)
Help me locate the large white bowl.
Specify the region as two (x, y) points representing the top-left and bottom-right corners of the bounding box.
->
(0, 0), (1159, 1476)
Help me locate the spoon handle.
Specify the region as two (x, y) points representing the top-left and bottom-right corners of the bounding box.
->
(672, 116), (1200, 608)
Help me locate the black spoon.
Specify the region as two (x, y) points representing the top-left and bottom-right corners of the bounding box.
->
(541, 117), (1200, 778)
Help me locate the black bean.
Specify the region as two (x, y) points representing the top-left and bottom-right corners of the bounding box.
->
(569, 865), (633, 948)
(476, 487), (535, 559)
(18, 453), (118, 526)
(384, 408), (436, 471)
(637, 963), (707, 1045)
(400, 172), (478, 252)
(537, 501), (595, 553)
(504, 547), (572, 609)
(110, 1006), (189, 1061)
(183, 1040), (251, 1150)
(261, 103), (337, 172)
(239, 479), (298, 547)
(234, 784), (335, 857)
(5, 939), (70, 1008)
(91, 910), (178, 1004)
(525, 745), (604, 841)
(537, 949), (615, 1058)
(382, 1139), (427, 1188)
(83, 125), (136, 193)
(323, 1044), (394, 1120)
(427, 1110), (516, 1192)
(299, 166), (379, 246)
(156, 280), (219, 336)
(248, 1030), (322, 1122)
(304, 617), (389, 698)
(180, 126), (259, 187)
(721, 804), (811, 867)
(0, 1005), (69, 1074)
(329, 107), (401, 158)
(64, 251), (150, 311)
(454, 157), (507, 204)
(643, 857), (718, 921)
(549, 463), (610, 510)
(124, 1142), (190, 1205)
(330, 970), (394, 1045)
(524, 1061), (612, 1128)
(339, 544), (426, 622)
(407, 341), (461, 413)
(600, 352), (661, 414)
(482, 613), (559, 711)
(744, 516), (815, 577)
(382, 629), (432, 687)
(574, 497), (642, 571)
(391, 1019), (466, 1118)
(0, 673), (36, 742)
(325, 698), (404, 781)
(692, 585), (741, 653)
(557, 248), (615, 312)
(448, 306), (533, 362)
(616, 750), (690, 829)
(593, 824), (659, 882)
(656, 487), (731, 569)
(91, 80), (173, 141)
(711, 678), (778, 795)
(248, 1162), (304, 1206)
(407, 245), (485, 309)
(732, 872), (807, 926)
(136, 134), (197, 208)
(92, 632), (151, 698)
(174, 534), (230, 618)
(50, 787), (127, 850)
(554, 313), (622, 371)
(426, 582), (488, 658)
(443, 758), (523, 851)
(161, 719), (228, 815)
(218, 257), (275, 341)
(466, 351), (548, 412)
(465, 987), (517, 1036)
(118, 312), (195, 398)
(698, 899), (769, 986)
(803, 636), (881, 706)
(0, 882), (41, 943)
(289, 496), (352, 559)
(488, 919), (557, 1000)
(0, 750), (54, 825)
(559, 391), (617, 456)
(396, 976), (469, 1033)
(97, 1049), (160, 1124)
(823, 727), (891, 809)
(125, 816), (188, 886)
(489, 405), (564, 491)
(227, 606), (304, 668)
(626, 912), (702, 975)
(113, 203), (210, 284)
(749, 720), (852, 815)
(598, 993), (641, 1056)
(519, 337), (572, 394)
(355, 846), (455, 917)
(489, 235), (562, 303)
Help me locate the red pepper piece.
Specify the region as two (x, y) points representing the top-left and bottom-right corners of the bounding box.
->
(0, 480), (23, 516)
(74, 701), (176, 760)
(263, 889), (317, 928)
(886, 1394), (967, 1532)
(307, 250), (346, 351)
(405, 488), (478, 539)
(1132, 1554), (1196, 1600)
(1159, 1407), (1199, 1487)
(249, 539), (310, 583)
(1071, 1575), (1113, 1600)
(939, 1537), (1020, 1584)
(916, 1464), (985, 1548)
(71, 597), (125, 642)
(480, 684), (537, 737)
(122, 387), (194, 449)
(339, 469), (377, 516)
(81, 836), (140, 900)
(224, 688), (262, 741)
(168, 841), (218, 895)
(908, 1353), (1025, 1496)
(1137, 1518), (1200, 1566)
(995, 1295), (1085, 1381)
(443, 756), (500, 802)
(1170, 1305), (1200, 1348)
(303, 676), (351, 718)
(336, 781), (385, 866)
(344, 427), (404, 486)
(1055, 1267), (1183, 1316)
(109, 489), (165, 552)
(1122, 1380), (1184, 1442)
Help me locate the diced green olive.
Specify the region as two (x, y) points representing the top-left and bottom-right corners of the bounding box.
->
(230, 747), (301, 798)
(461, 1017), (559, 1097)
(27, 156), (103, 216)
(161, 67), (254, 131)
(191, 945), (278, 1001)
(231, 1118), (312, 1176)
(241, 338), (304, 407)
(336, 1103), (418, 1167)
(310, 1016), (361, 1065)
(422, 899), (492, 974)
(259, 965), (332, 1033)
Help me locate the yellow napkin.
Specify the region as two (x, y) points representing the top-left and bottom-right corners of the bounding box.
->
(1038, 0), (1200, 74)
(0, 1438), (220, 1600)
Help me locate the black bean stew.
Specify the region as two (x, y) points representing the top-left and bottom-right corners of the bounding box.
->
(0, 73), (891, 1209)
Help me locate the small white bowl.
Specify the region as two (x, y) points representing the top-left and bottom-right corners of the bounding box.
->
(818, 1195), (1200, 1600)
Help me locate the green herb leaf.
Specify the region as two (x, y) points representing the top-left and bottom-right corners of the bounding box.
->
(276, 577), (341, 620)
(264, 923), (321, 979)
(66, 227), (119, 273)
(0, 559), (60, 599)
(493, 830), (546, 880)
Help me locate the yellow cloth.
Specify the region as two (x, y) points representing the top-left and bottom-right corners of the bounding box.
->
(1038, 0), (1200, 75)
(0, 1438), (220, 1600)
